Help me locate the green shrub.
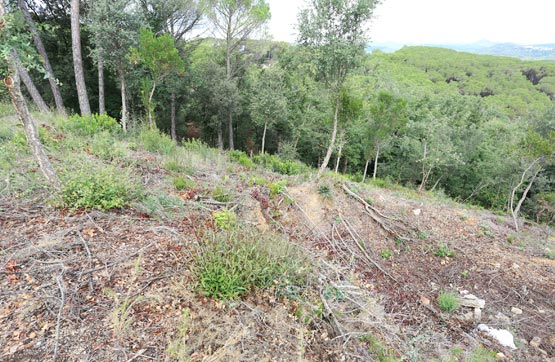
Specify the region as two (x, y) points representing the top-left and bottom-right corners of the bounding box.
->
(228, 150), (254, 168)
(269, 180), (287, 198)
(89, 131), (125, 160)
(62, 113), (120, 136)
(370, 177), (393, 188)
(380, 249), (393, 260)
(213, 210), (236, 230)
(62, 166), (139, 210)
(359, 334), (398, 362)
(437, 291), (459, 312)
(138, 128), (176, 155)
(173, 176), (195, 191)
(469, 346), (496, 362)
(164, 160), (185, 173)
(192, 229), (308, 300)
(253, 153), (306, 175)
(544, 249), (555, 260)
(433, 243), (456, 258)
(317, 183), (333, 199)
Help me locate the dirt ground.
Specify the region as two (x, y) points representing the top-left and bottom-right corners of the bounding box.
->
(1, 164), (555, 361)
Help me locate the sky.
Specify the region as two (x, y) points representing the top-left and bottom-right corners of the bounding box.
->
(266, 0), (555, 45)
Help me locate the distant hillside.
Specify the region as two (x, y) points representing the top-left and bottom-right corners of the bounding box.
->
(368, 41), (555, 60)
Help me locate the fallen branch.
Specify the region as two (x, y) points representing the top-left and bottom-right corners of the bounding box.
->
(53, 269), (66, 362)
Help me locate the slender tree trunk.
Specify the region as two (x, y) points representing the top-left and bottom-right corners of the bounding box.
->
(419, 167), (433, 193)
(119, 69), (128, 132)
(362, 158), (370, 183)
(318, 95), (341, 177)
(372, 144), (380, 180)
(148, 81), (156, 129)
(217, 122), (224, 150)
(3, 60), (60, 190)
(334, 129), (344, 173)
(261, 121), (268, 154)
(71, 0), (91, 116)
(13, 51), (49, 113)
(98, 54), (105, 114)
(227, 112), (234, 150)
(510, 159), (542, 231)
(171, 92), (177, 141)
(18, 0), (65, 115)
(225, 24), (234, 150)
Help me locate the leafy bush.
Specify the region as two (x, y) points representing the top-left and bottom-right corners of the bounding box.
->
(252, 153), (306, 175)
(317, 183), (333, 199)
(269, 180), (287, 198)
(213, 210), (236, 230)
(62, 113), (120, 136)
(437, 291), (459, 312)
(89, 131), (126, 160)
(164, 160), (185, 173)
(173, 176), (195, 191)
(192, 229), (308, 300)
(212, 186), (233, 203)
(228, 150), (254, 168)
(380, 249), (393, 260)
(138, 128), (176, 155)
(62, 166), (139, 210)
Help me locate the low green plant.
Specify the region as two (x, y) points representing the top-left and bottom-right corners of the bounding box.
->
(62, 165), (139, 210)
(433, 243), (456, 258)
(359, 334), (398, 362)
(141, 193), (185, 218)
(212, 186), (233, 203)
(269, 180), (287, 198)
(370, 177), (393, 189)
(173, 176), (195, 191)
(507, 235), (517, 244)
(62, 113), (120, 136)
(437, 291), (459, 313)
(138, 128), (176, 155)
(192, 229), (308, 300)
(253, 153), (306, 175)
(544, 249), (555, 260)
(461, 270), (469, 278)
(213, 210), (236, 230)
(228, 150), (254, 168)
(469, 345), (496, 362)
(164, 160), (185, 173)
(167, 309), (190, 361)
(89, 131), (126, 160)
(418, 232), (427, 240)
(380, 249), (393, 260)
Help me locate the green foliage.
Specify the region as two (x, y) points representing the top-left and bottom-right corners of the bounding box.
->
(212, 186), (233, 202)
(380, 249), (393, 260)
(141, 193), (185, 218)
(544, 249), (555, 260)
(269, 180), (287, 198)
(469, 346), (497, 362)
(253, 153), (306, 175)
(166, 309), (190, 361)
(228, 150), (254, 168)
(138, 128), (176, 154)
(164, 160), (185, 173)
(89, 131), (126, 160)
(359, 334), (398, 362)
(437, 291), (459, 313)
(62, 165), (139, 210)
(173, 176), (194, 191)
(433, 244), (456, 258)
(62, 113), (120, 136)
(192, 229), (308, 300)
(317, 183), (333, 199)
(213, 210), (237, 230)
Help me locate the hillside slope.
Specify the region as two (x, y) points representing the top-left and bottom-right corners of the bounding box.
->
(1, 112), (554, 361)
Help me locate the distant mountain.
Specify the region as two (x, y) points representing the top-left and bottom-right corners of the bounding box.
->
(368, 41), (555, 60)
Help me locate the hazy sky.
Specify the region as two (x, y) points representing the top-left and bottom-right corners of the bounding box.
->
(267, 0), (555, 45)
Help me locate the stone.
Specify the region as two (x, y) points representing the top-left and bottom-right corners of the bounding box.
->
(494, 312), (510, 324)
(511, 307), (523, 315)
(474, 307), (482, 321)
(530, 336), (542, 348)
(420, 296), (430, 305)
(477, 324), (517, 350)
(413, 209), (421, 216)
(458, 294), (485, 309)
(548, 335), (555, 347)
(496, 352), (506, 360)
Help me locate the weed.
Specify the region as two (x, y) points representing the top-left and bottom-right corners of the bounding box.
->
(228, 150), (254, 168)
(359, 334), (398, 362)
(461, 270), (469, 278)
(437, 291), (459, 313)
(544, 249), (555, 260)
(62, 113), (120, 136)
(507, 235), (516, 244)
(213, 210), (236, 230)
(141, 193), (185, 218)
(167, 309), (190, 361)
(173, 176), (195, 191)
(249, 175), (268, 187)
(469, 345), (496, 362)
(364, 197), (373, 205)
(433, 243), (456, 258)
(165, 160), (185, 173)
(418, 232), (427, 240)
(380, 249), (393, 260)
(460, 215), (468, 221)
(138, 128), (176, 155)
(253, 153), (306, 175)
(192, 229), (308, 300)
(89, 131), (126, 160)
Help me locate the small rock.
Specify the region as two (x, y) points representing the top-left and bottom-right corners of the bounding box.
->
(474, 308), (482, 321)
(496, 352), (506, 360)
(530, 336), (542, 348)
(538, 348), (548, 356)
(461, 311), (474, 321)
(458, 294), (485, 309)
(477, 324), (517, 350)
(413, 209), (421, 216)
(548, 335), (555, 347)
(494, 312), (511, 324)
(420, 296), (430, 305)
(511, 307), (523, 315)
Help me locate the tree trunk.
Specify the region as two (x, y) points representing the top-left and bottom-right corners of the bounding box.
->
(71, 0), (91, 116)
(334, 129), (344, 173)
(18, 0), (66, 115)
(171, 92), (177, 141)
(217, 121), (224, 150)
(225, 27), (234, 150)
(261, 121), (268, 154)
(98, 54), (105, 114)
(227, 112), (234, 150)
(510, 159), (542, 231)
(318, 95), (341, 178)
(372, 144), (380, 180)
(119, 69), (128, 132)
(3, 60), (60, 190)
(13, 51), (50, 113)
(362, 158), (370, 183)
(148, 81), (156, 129)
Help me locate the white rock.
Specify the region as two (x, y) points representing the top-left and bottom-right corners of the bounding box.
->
(477, 324), (517, 350)
(413, 209), (421, 216)
(495, 312), (511, 324)
(530, 336), (542, 348)
(459, 294), (486, 309)
(474, 308), (482, 321)
(511, 307), (523, 315)
(496, 352), (506, 360)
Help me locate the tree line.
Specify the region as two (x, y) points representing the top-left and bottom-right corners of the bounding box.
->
(1, 0), (554, 227)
